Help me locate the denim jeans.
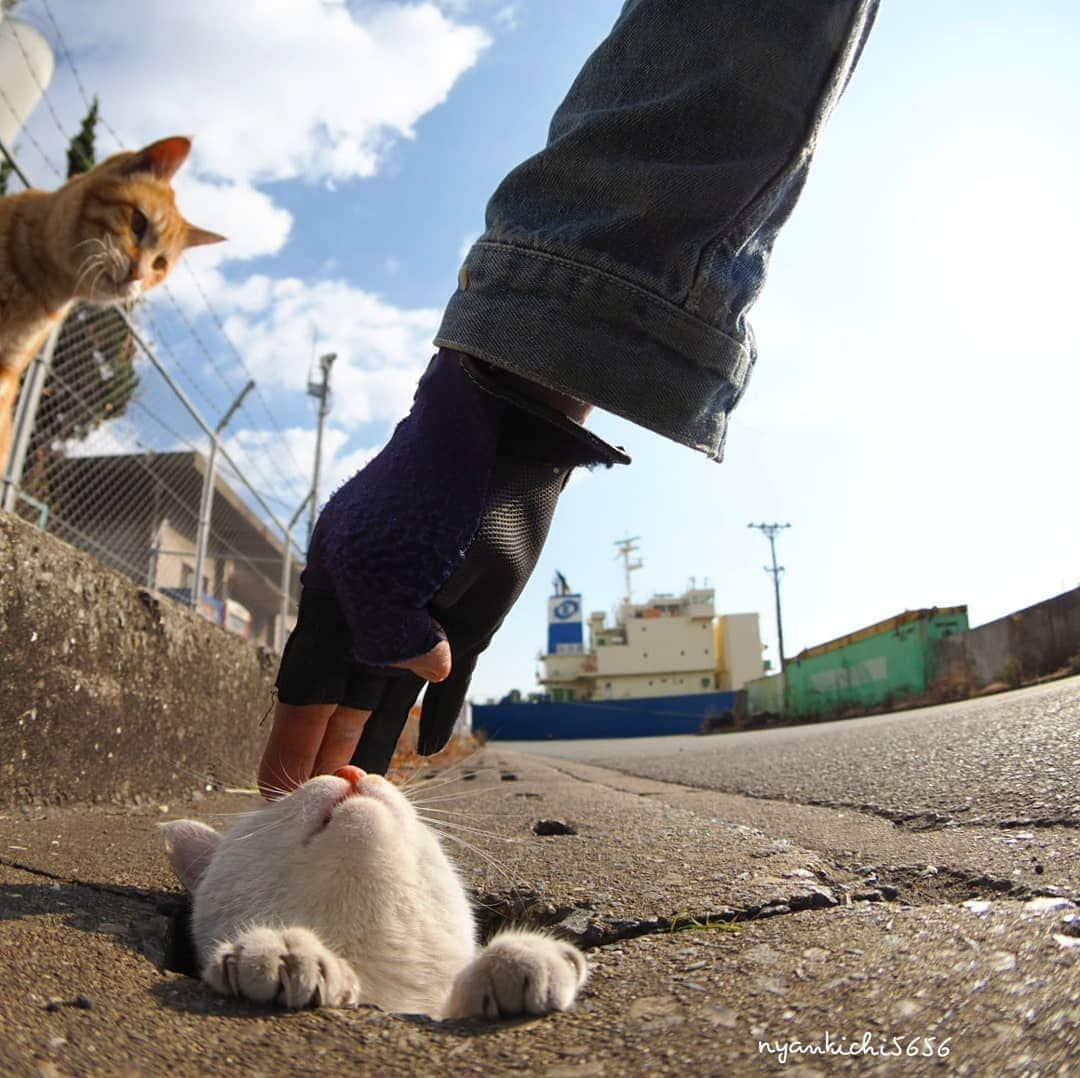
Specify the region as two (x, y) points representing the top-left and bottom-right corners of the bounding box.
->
(436, 0), (879, 460)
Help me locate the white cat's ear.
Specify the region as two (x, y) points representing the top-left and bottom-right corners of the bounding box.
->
(159, 820), (220, 893)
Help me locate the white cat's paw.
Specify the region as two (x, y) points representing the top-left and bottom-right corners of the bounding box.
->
(204, 925), (360, 1009)
(446, 931), (588, 1019)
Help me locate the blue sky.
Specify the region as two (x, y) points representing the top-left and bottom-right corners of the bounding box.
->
(9, 0), (1080, 702)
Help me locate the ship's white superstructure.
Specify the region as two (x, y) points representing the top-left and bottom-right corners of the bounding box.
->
(540, 585), (764, 702)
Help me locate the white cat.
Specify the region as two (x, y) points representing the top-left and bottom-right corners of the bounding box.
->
(159, 765), (587, 1019)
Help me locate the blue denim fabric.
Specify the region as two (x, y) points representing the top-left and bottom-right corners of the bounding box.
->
(436, 0), (879, 460)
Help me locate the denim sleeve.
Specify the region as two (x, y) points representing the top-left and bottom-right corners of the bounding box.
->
(436, 0), (879, 460)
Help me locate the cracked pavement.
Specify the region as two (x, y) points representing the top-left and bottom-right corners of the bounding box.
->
(0, 678), (1077, 1075)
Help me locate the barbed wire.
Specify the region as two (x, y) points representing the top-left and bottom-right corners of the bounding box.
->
(136, 307), (306, 518)
(137, 302), (229, 419)
(157, 282), (248, 401)
(45, 360), (298, 604)
(178, 262), (314, 489)
(8, 5), (313, 507)
(6, 12), (70, 146)
(34, 0), (126, 151)
(0, 84), (61, 179)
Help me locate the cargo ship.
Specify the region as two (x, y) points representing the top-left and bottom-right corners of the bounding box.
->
(472, 540), (766, 741)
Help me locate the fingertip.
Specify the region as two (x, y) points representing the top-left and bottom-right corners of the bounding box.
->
(394, 639), (452, 682)
(426, 639), (453, 682)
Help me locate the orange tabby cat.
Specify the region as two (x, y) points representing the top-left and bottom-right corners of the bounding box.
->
(0, 135), (224, 474)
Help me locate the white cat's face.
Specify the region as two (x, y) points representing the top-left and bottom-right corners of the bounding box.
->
(162, 768), (464, 953)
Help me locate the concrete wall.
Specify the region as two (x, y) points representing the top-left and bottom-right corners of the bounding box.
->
(0, 514), (276, 808)
(935, 587), (1080, 688)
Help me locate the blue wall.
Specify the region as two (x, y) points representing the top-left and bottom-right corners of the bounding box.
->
(473, 692), (737, 741)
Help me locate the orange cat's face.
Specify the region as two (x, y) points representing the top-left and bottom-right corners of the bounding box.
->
(68, 136), (224, 303)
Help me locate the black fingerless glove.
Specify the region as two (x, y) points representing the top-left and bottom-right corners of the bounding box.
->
(279, 349), (628, 771)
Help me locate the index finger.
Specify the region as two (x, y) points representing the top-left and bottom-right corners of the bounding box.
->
(258, 700), (340, 798)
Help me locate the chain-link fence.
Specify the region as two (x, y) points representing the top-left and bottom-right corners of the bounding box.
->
(2, 296), (309, 652)
(1, 19), (316, 655)
(0, 137), (309, 655)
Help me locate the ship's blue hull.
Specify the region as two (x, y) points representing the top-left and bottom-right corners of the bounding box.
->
(472, 691), (737, 741)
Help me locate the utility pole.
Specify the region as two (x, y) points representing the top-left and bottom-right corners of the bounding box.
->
(748, 522), (791, 671)
(307, 351), (337, 546)
(613, 535), (643, 606)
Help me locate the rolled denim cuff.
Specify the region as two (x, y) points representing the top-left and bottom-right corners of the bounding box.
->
(436, 241), (752, 461)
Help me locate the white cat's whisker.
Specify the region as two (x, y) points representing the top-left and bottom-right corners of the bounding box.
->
(408, 805), (506, 819)
(394, 751), (488, 790)
(406, 785), (510, 807)
(414, 814), (513, 840)
(422, 829), (519, 890)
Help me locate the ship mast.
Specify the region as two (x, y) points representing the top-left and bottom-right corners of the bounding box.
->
(613, 536), (643, 606)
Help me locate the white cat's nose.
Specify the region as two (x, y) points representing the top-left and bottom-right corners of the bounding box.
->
(334, 765), (366, 789)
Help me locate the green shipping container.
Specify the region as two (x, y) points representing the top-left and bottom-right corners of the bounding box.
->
(746, 672), (785, 715)
(783, 607), (969, 718)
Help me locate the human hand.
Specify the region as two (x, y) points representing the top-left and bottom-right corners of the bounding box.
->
(258, 350), (627, 797)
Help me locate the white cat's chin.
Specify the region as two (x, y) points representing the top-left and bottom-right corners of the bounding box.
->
(304, 773), (406, 845)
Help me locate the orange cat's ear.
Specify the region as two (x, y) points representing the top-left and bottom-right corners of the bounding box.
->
(184, 224), (227, 249)
(123, 136), (193, 180)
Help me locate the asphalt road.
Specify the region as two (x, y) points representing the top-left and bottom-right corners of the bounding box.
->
(1, 676), (1076, 1074)
(503, 676), (1080, 829)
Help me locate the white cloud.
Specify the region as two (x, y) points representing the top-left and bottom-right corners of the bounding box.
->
(493, 4), (521, 30)
(57, 416), (144, 457)
(209, 275), (440, 426)
(34, 1), (491, 188)
(220, 423), (384, 515)
(17, 1), (491, 279)
(170, 174), (293, 266)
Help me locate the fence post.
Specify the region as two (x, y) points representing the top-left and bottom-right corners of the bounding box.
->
(2, 319), (63, 515)
(278, 490), (312, 652)
(192, 379), (254, 609)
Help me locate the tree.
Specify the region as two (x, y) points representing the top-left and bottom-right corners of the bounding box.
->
(66, 96), (98, 178)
